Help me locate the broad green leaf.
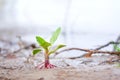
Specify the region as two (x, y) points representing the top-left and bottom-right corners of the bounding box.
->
(49, 44), (66, 55)
(36, 36), (51, 49)
(50, 27), (61, 44)
(32, 48), (42, 55)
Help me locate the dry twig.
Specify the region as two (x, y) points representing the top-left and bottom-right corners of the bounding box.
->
(54, 41), (120, 58)
(95, 41), (119, 50)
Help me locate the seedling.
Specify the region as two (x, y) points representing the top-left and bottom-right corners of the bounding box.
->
(114, 43), (120, 52)
(32, 27), (65, 69)
(113, 42), (120, 67)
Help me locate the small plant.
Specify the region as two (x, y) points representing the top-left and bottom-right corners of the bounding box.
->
(114, 43), (120, 52)
(32, 27), (65, 69)
(114, 42), (120, 67)
(114, 36), (120, 52)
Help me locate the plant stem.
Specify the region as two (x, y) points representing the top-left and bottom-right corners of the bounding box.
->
(36, 49), (56, 69)
(44, 49), (49, 67)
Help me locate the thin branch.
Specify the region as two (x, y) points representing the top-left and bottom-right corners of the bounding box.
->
(54, 41), (120, 58)
(95, 41), (120, 50)
(55, 48), (120, 55)
(13, 44), (36, 53)
(0, 65), (18, 70)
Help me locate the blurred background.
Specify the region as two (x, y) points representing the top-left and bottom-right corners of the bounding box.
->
(0, 0), (120, 49)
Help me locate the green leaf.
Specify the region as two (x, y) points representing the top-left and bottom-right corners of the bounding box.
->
(32, 48), (42, 55)
(49, 44), (66, 55)
(116, 46), (120, 52)
(50, 27), (61, 44)
(56, 44), (66, 49)
(36, 36), (51, 49)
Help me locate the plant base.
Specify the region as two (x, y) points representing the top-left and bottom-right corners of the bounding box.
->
(36, 61), (56, 69)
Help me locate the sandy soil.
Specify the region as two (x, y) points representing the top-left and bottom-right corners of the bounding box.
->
(0, 35), (120, 80)
(0, 57), (120, 80)
(0, 66), (120, 80)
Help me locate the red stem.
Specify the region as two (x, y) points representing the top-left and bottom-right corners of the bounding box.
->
(44, 49), (49, 67)
(45, 59), (49, 67)
(36, 49), (56, 69)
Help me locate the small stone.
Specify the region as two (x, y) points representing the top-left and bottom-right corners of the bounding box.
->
(38, 77), (44, 80)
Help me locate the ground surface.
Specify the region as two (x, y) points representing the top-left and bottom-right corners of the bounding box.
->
(0, 32), (120, 80)
(0, 56), (120, 80)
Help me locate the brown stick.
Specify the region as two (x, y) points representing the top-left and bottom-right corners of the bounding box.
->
(54, 41), (120, 58)
(95, 41), (120, 50)
(55, 48), (120, 55)
(13, 44), (37, 53)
